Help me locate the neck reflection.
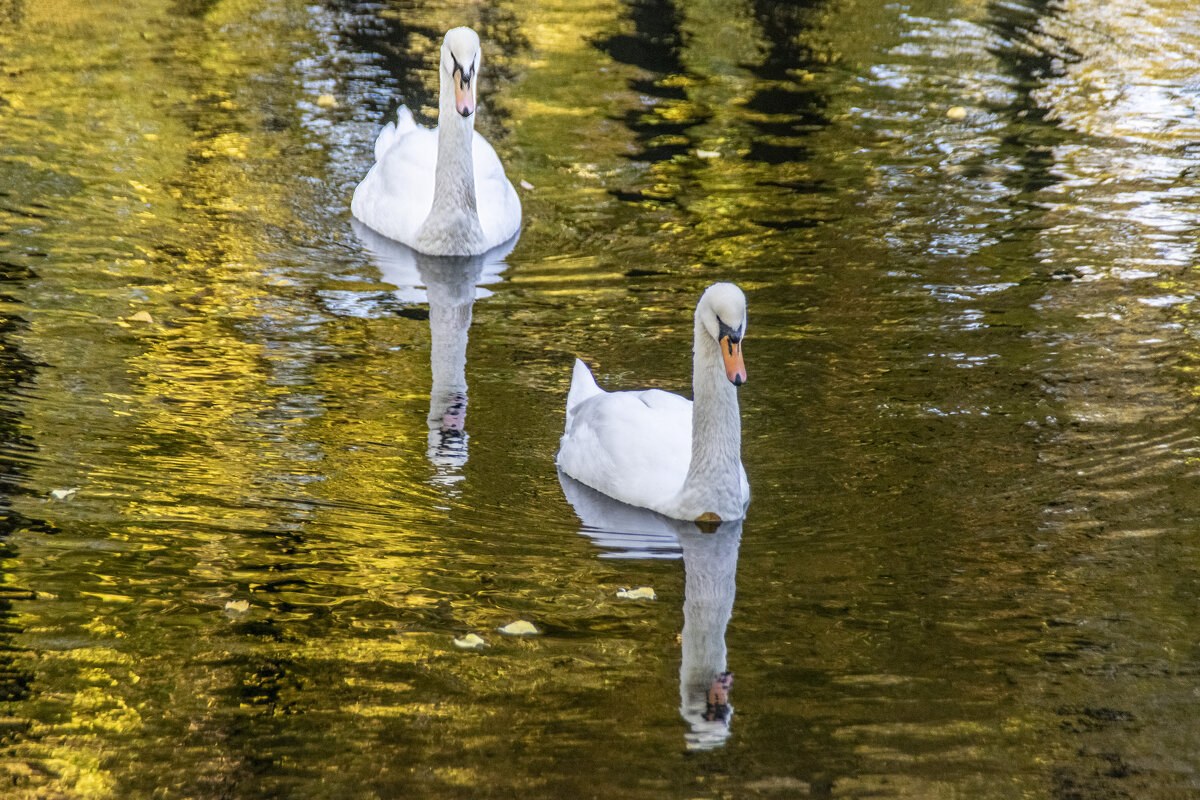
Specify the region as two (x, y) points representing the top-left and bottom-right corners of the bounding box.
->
(352, 220), (516, 492)
(559, 471), (743, 750)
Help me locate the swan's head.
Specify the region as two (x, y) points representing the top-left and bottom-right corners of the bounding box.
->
(698, 282), (747, 387)
(441, 27), (481, 118)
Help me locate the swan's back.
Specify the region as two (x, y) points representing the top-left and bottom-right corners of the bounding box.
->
(351, 108), (521, 250)
(557, 361), (694, 515)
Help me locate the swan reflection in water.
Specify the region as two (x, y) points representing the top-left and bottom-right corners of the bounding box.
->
(559, 471), (742, 751)
(353, 219), (517, 488)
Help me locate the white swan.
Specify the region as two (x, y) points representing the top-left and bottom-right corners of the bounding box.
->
(351, 27), (521, 256)
(556, 283), (750, 522)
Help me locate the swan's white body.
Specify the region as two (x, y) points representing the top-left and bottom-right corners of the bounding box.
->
(351, 27), (521, 256)
(556, 284), (750, 522)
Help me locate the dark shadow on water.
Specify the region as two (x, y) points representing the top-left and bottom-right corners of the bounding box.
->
(320, 0), (528, 128)
(0, 254), (46, 759)
(985, 0), (1077, 196)
(596, 0), (836, 213)
(594, 0), (686, 89)
(558, 470), (742, 751)
(594, 0), (706, 163)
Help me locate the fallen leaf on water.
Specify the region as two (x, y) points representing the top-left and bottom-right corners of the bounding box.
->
(224, 600), (250, 614)
(49, 488), (79, 501)
(316, 94), (338, 108)
(80, 591), (132, 604)
(127, 311), (154, 324)
(695, 149), (720, 159)
(498, 620), (538, 636)
(519, 179), (535, 190)
(946, 106), (967, 120)
(616, 587), (657, 600)
(453, 633), (487, 649)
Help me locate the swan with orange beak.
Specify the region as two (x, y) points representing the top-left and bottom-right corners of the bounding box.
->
(351, 27), (521, 256)
(557, 283), (751, 523)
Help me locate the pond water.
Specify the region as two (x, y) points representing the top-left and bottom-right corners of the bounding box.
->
(2, 0), (1200, 797)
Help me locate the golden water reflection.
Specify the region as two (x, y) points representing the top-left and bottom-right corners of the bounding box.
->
(1, 0), (1200, 796)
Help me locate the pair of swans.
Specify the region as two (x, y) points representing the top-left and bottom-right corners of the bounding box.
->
(352, 27), (750, 523)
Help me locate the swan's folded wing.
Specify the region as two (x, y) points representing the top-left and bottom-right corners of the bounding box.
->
(565, 359), (604, 420)
(351, 125), (438, 245)
(557, 389), (693, 515)
(372, 107), (416, 162)
(472, 132), (522, 247)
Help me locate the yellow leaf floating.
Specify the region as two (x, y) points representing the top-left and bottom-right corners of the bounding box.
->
(79, 591), (132, 603)
(224, 600), (250, 614)
(616, 587), (657, 600)
(453, 633), (487, 649)
(317, 94), (338, 108)
(127, 311), (154, 324)
(498, 620), (538, 636)
(946, 106), (967, 120)
(50, 487), (79, 501)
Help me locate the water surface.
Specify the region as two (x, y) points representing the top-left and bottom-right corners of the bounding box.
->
(2, 0), (1200, 797)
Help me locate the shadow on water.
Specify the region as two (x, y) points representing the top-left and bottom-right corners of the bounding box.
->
(0, 257), (43, 759)
(743, 0), (832, 166)
(595, 0), (836, 237)
(353, 220), (518, 490)
(559, 472), (741, 752)
(983, 0), (1076, 198)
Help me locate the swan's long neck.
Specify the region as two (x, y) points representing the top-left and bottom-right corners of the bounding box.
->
(416, 81), (486, 255)
(679, 310), (744, 519)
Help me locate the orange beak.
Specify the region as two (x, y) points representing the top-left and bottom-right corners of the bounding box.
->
(454, 73), (474, 117)
(720, 336), (746, 386)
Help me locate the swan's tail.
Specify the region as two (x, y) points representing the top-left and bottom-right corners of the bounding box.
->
(373, 106), (418, 162)
(394, 105), (417, 135)
(566, 358), (603, 416)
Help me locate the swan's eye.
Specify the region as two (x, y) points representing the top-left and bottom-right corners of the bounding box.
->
(716, 316), (743, 345)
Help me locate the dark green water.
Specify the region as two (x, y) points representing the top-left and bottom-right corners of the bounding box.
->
(2, 0), (1200, 797)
